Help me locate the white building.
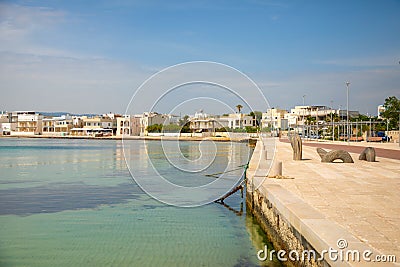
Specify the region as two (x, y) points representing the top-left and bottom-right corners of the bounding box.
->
(216, 113), (254, 130)
(42, 115), (73, 135)
(71, 116), (116, 136)
(189, 111), (216, 133)
(377, 105), (385, 119)
(284, 113), (298, 129)
(290, 105), (359, 123)
(13, 112), (43, 135)
(117, 115), (141, 137)
(261, 108), (288, 130)
(140, 112), (169, 136)
(0, 113), (11, 135)
(290, 106), (335, 123)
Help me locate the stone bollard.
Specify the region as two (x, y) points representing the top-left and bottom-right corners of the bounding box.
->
(269, 161), (282, 177)
(290, 133), (302, 161)
(359, 147), (376, 162)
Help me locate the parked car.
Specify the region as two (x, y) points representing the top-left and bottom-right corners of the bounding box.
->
(377, 131), (390, 142)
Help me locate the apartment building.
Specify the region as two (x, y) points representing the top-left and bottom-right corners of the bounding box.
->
(140, 112), (169, 136)
(12, 111), (43, 135)
(116, 115), (141, 137)
(261, 108), (288, 130)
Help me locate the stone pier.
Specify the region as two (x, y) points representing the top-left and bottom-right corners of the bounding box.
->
(246, 138), (400, 267)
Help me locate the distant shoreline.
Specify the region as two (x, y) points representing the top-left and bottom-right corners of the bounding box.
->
(0, 134), (252, 143)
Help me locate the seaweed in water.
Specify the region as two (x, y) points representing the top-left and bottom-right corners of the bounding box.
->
(0, 182), (140, 216)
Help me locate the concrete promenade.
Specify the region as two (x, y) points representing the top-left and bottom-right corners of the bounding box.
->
(247, 138), (399, 266)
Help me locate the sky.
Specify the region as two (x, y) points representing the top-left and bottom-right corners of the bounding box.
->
(0, 0), (399, 116)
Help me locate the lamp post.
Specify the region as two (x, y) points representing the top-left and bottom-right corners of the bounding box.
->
(331, 100), (334, 141)
(356, 119), (358, 142)
(339, 105), (342, 141)
(346, 82), (350, 144)
(302, 95), (306, 137)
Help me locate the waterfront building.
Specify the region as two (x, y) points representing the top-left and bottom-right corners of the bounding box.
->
(42, 115), (73, 135)
(71, 116), (115, 136)
(290, 105), (358, 122)
(72, 116), (85, 128)
(116, 115), (141, 137)
(290, 105), (334, 123)
(54, 115), (73, 134)
(0, 114), (8, 135)
(215, 113), (254, 130)
(0, 112), (16, 135)
(12, 111), (43, 135)
(284, 113), (298, 130)
(189, 111), (216, 133)
(261, 108), (288, 130)
(139, 112), (169, 136)
(42, 117), (55, 134)
(0, 122), (15, 135)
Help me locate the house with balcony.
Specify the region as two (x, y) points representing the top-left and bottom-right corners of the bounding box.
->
(54, 115), (73, 134)
(11, 111), (43, 135)
(70, 116), (115, 136)
(117, 115), (141, 137)
(139, 112), (169, 136)
(215, 113), (254, 130)
(189, 111), (216, 133)
(261, 108), (288, 130)
(0, 113), (10, 135)
(42, 115), (74, 135)
(42, 117), (55, 134)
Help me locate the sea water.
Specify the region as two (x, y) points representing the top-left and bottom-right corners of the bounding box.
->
(0, 138), (281, 267)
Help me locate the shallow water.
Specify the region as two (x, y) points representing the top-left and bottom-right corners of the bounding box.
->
(0, 138), (281, 266)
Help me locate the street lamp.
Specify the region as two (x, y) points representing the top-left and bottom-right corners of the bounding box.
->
(346, 82), (350, 144)
(339, 105), (343, 140)
(330, 100), (334, 141)
(302, 95), (306, 137)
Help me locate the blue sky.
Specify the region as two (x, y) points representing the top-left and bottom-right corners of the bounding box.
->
(0, 0), (399, 115)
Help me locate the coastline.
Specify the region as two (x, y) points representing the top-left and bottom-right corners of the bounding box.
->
(0, 134), (251, 143)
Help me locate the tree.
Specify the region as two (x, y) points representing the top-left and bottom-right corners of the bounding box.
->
(381, 96), (400, 130)
(177, 115), (191, 133)
(236, 104), (243, 113)
(162, 124), (181, 133)
(146, 124), (162, 133)
(249, 111), (262, 126)
(305, 116), (316, 125)
(179, 115), (189, 126)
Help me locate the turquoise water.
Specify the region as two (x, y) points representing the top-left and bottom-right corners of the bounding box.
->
(0, 138), (280, 266)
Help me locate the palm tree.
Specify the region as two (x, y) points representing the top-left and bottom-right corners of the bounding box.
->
(236, 104), (243, 114)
